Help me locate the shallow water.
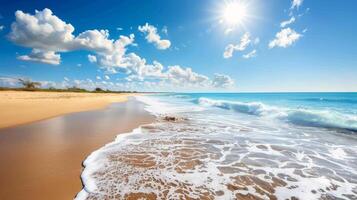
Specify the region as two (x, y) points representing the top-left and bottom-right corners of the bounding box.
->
(77, 93), (357, 199)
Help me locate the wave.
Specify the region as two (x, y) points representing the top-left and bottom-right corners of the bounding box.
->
(197, 97), (357, 131)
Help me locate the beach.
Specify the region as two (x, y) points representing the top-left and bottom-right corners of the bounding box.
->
(0, 91), (138, 129)
(77, 94), (357, 199)
(0, 92), (154, 200)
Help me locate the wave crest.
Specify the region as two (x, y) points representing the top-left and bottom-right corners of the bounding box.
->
(197, 97), (357, 131)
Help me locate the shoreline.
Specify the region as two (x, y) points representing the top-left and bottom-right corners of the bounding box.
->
(0, 91), (139, 129)
(0, 98), (155, 200)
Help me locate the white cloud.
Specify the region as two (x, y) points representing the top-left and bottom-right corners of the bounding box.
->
(138, 23), (171, 50)
(280, 16), (296, 28)
(243, 49), (257, 59)
(64, 77), (70, 82)
(269, 28), (301, 48)
(104, 75), (110, 80)
(7, 8), (235, 90)
(88, 54), (97, 63)
(119, 53), (235, 89)
(9, 9), (75, 52)
(117, 53), (235, 89)
(74, 29), (116, 53)
(17, 49), (61, 65)
(0, 25), (4, 31)
(212, 74), (234, 88)
(291, 0), (303, 9)
(223, 32), (251, 58)
(9, 8), (135, 65)
(95, 34), (135, 69)
(166, 65), (209, 87)
(116, 27), (123, 31)
(124, 53), (166, 80)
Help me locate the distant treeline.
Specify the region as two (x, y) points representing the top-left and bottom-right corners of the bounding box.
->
(0, 79), (138, 93)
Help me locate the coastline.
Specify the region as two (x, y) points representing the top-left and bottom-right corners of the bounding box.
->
(74, 94), (357, 199)
(0, 91), (138, 129)
(0, 98), (155, 200)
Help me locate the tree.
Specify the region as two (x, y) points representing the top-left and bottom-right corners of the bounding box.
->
(95, 87), (104, 92)
(18, 79), (41, 89)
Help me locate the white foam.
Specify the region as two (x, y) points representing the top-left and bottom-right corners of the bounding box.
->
(198, 97), (357, 131)
(329, 147), (348, 160)
(75, 95), (357, 199)
(75, 127), (145, 200)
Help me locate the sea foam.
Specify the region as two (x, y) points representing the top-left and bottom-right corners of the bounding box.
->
(198, 97), (357, 131)
(76, 95), (357, 200)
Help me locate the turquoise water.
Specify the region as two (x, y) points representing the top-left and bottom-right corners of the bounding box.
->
(169, 92), (357, 131)
(77, 93), (357, 200)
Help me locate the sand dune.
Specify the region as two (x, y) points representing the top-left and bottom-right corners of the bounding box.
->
(0, 91), (135, 129)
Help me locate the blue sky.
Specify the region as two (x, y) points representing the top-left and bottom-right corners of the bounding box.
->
(0, 0), (356, 92)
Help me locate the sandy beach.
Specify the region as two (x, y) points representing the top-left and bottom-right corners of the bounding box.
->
(0, 93), (154, 200)
(0, 91), (137, 129)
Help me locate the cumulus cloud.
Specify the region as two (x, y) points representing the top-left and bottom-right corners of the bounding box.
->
(104, 75), (110, 80)
(269, 28), (301, 48)
(8, 8), (135, 65)
(291, 0), (303, 9)
(120, 53), (235, 89)
(138, 23), (171, 50)
(7, 8), (235, 90)
(223, 32), (251, 58)
(124, 53), (166, 80)
(243, 49), (257, 59)
(118, 53), (235, 89)
(166, 65), (209, 87)
(17, 49), (61, 65)
(95, 34), (135, 70)
(280, 17), (296, 28)
(9, 9), (75, 52)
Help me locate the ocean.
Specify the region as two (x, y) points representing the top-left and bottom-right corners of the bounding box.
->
(76, 93), (357, 199)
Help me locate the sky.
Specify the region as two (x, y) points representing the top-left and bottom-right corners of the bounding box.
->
(0, 0), (356, 92)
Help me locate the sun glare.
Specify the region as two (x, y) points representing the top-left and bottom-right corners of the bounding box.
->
(222, 1), (248, 26)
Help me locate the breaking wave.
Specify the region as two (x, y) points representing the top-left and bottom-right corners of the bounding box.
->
(198, 97), (357, 131)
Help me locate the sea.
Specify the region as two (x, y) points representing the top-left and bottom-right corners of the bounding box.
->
(76, 92), (357, 200)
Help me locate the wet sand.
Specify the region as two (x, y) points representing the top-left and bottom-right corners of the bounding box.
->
(0, 98), (154, 200)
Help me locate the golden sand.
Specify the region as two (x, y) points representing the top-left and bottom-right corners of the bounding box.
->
(0, 98), (154, 200)
(0, 91), (135, 128)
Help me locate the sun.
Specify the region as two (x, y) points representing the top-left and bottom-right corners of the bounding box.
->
(222, 1), (248, 26)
